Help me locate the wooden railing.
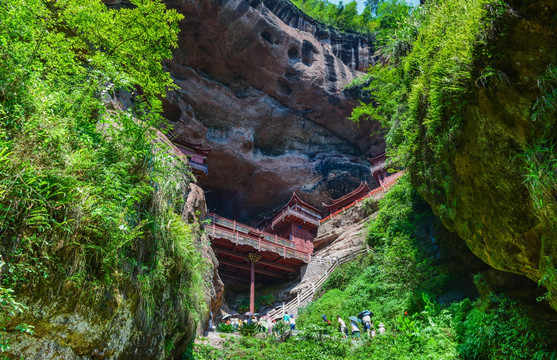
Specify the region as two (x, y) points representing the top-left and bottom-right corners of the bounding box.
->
(266, 247), (367, 319)
(271, 206), (320, 229)
(209, 214), (297, 248)
(206, 214), (311, 263)
(320, 173), (403, 223)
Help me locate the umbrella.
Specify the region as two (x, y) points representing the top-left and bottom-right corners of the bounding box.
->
(243, 312), (254, 316)
(349, 316), (362, 323)
(358, 310), (372, 318)
(222, 313), (239, 320)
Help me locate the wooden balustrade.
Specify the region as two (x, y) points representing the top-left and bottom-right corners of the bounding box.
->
(320, 175), (403, 223)
(271, 206), (320, 229)
(209, 213), (297, 248)
(207, 223), (310, 262)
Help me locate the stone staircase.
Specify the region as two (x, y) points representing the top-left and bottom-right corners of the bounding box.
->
(266, 247), (367, 319)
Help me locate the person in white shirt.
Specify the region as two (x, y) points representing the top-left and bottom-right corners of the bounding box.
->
(336, 315), (347, 337)
(362, 314), (372, 334)
(289, 314), (296, 330)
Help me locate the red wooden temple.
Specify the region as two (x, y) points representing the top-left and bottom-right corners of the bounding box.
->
(206, 154), (404, 313)
(207, 192), (322, 313)
(173, 139), (212, 176)
(257, 192), (321, 255)
(322, 182), (372, 214)
(368, 152), (401, 188)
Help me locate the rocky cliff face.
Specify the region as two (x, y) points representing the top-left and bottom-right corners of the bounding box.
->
(4, 144), (222, 360)
(419, 0), (557, 308)
(163, 0), (383, 222)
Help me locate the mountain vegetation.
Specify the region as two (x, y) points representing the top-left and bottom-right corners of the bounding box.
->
(289, 0), (412, 37)
(1, 0), (555, 358)
(351, 0), (557, 310)
(193, 0), (557, 358)
(0, 0), (208, 355)
(194, 178), (556, 359)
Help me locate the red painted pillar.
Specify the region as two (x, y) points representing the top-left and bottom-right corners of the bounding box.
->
(250, 260), (255, 313)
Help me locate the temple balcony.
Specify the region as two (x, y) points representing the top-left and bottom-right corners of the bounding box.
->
(207, 214), (311, 264)
(270, 205), (320, 230)
(370, 162), (386, 175)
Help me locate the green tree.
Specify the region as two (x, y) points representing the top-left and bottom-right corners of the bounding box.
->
(0, 0), (207, 355)
(290, 0), (412, 34)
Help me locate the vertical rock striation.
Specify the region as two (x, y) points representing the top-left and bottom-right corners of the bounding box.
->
(162, 0), (383, 222)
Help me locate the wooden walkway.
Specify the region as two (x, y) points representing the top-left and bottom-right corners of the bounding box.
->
(207, 213), (311, 263)
(320, 172), (403, 223)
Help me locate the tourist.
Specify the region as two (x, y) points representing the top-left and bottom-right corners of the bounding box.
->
(289, 314), (296, 330)
(378, 323), (385, 335)
(283, 313), (290, 323)
(336, 315), (347, 338)
(322, 314), (332, 326)
(370, 325), (376, 337)
(350, 320), (360, 339)
(260, 318), (268, 333)
(362, 312), (372, 335)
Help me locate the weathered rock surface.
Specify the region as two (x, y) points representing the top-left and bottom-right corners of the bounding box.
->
(163, 0), (383, 223)
(182, 184), (224, 335)
(288, 199), (374, 298)
(417, 0), (557, 308)
(4, 144), (222, 359)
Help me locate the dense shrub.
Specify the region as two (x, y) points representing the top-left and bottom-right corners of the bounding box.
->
(238, 322), (259, 337)
(351, 0), (507, 226)
(216, 323), (236, 334)
(0, 0), (207, 353)
(454, 294), (554, 360)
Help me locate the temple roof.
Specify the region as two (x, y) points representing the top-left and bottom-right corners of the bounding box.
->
(367, 152), (386, 165)
(323, 182), (371, 211)
(172, 139), (213, 157)
(256, 192), (322, 229)
(282, 192), (321, 214)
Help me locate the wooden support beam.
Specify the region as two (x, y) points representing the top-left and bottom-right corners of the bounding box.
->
(214, 249), (298, 273)
(220, 273), (250, 283)
(219, 259), (283, 278)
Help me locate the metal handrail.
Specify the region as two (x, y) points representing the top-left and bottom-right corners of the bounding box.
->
(266, 247), (367, 319)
